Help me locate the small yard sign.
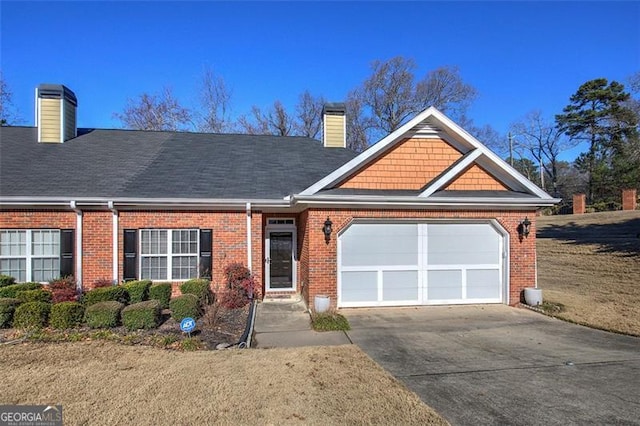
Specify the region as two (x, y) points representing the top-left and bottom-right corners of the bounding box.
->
(180, 317), (196, 334)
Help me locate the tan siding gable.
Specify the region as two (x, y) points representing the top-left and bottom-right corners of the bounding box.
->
(40, 98), (61, 143)
(337, 138), (463, 190)
(445, 164), (508, 191)
(324, 114), (345, 148)
(63, 99), (76, 141)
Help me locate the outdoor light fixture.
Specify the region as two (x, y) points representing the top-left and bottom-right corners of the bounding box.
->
(323, 217), (333, 244)
(518, 216), (532, 240)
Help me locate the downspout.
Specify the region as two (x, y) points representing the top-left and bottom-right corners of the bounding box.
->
(108, 201), (118, 284)
(246, 202), (252, 272)
(70, 201), (83, 291)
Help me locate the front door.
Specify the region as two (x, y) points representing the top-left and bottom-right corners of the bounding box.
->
(267, 231), (294, 291)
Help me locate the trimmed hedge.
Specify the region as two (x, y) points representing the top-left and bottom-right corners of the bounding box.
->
(0, 275), (16, 287)
(84, 301), (124, 328)
(16, 289), (52, 304)
(0, 282), (42, 298)
(50, 302), (84, 329)
(0, 298), (21, 328)
(149, 282), (172, 309)
(180, 279), (212, 305)
(13, 301), (51, 329)
(123, 280), (152, 304)
(122, 300), (161, 330)
(83, 286), (129, 306)
(170, 294), (201, 321)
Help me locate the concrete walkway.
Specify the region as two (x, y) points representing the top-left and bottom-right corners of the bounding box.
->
(252, 296), (351, 348)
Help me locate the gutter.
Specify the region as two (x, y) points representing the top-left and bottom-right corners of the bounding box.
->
(69, 201), (83, 291)
(0, 197), (290, 210)
(246, 202), (252, 273)
(108, 201), (118, 284)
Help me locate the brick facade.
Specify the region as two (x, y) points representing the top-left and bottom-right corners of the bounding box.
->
(573, 194), (586, 215)
(622, 189), (637, 211)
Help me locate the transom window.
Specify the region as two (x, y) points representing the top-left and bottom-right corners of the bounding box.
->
(0, 229), (60, 282)
(140, 229), (198, 281)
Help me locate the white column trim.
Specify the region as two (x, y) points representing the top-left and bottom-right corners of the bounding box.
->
(70, 201), (82, 290)
(246, 202), (252, 272)
(108, 201), (118, 283)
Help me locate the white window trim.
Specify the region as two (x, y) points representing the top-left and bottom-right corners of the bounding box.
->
(139, 229), (200, 282)
(0, 229), (60, 283)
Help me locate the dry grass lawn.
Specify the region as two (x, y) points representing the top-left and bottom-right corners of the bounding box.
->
(0, 341), (448, 425)
(537, 210), (640, 335)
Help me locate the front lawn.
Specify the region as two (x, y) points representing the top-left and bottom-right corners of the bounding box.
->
(536, 210), (640, 336)
(0, 342), (448, 425)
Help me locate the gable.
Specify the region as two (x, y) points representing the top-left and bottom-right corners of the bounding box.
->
(337, 138), (462, 190)
(444, 164), (508, 191)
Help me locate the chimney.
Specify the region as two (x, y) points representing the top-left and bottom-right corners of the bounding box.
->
(35, 84), (77, 143)
(322, 103), (346, 148)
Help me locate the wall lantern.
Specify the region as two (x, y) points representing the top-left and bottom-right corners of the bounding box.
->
(322, 217), (333, 244)
(518, 216), (532, 240)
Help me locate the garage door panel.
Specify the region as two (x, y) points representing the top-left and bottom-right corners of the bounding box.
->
(427, 270), (463, 300)
(341, 271), (377, 303)
(467, 269), (501, 299)
(427, 224), (500, 265)
(382, 270), (419, 301)
(338, 222), (504, 307)
(341, 224), (418, 266)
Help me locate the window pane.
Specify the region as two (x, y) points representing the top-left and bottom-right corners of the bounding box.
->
(141, 256), (167, 280)
(467, 269), (500, 299)
(172, 230), (197, 254)
(32, 230), (60, 257)
(0, 258), (26, 282)
(1, 230), (26, 256)
(32, 257), (60, 282)
(427, 224), (500, 265)
(427, 270), (462, 300)
(172, 256), (197, 280)
(141, 230), (167, 255)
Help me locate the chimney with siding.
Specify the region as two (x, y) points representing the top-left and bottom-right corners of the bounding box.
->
(322, 103), (346, 148)
(35, 84), (77, 143)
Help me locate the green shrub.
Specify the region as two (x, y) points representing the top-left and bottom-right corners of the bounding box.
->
(83, 286), (129, 306)
(170, 294), (202, 321)
(180, 279), (212, 305)
(122, 280), (152, 304)
(122, 300), (161, 330)
(84, 301), (124, 328)
(0, 275), (16, 287)
(0, 282), (42, 298)
(149, 282), (172, 309)
(13, 301), (51, 329)
(50, 302), (84, 329)
(0, 298), (21, 328)
(16, 289), (52, 304)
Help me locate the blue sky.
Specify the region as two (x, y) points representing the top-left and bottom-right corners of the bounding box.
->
(1, 1), (638, 160)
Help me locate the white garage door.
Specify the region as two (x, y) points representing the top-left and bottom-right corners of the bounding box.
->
(338, 222), (506, 307)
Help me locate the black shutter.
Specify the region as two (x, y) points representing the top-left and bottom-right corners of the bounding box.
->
(59, 229), (74, 277)
(199, 229), (212, 280)
(123, 229), (138, 281)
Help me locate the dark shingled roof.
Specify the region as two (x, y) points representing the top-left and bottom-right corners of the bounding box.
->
(0, 127), (357, 199)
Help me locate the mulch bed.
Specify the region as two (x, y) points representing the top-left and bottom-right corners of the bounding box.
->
(0, 303), (251, 350)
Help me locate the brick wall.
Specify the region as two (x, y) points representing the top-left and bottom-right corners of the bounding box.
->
(301, 208), (537, 309)
(622, 189), (637, 211)
(83, 211), (113, 287)
(573, 194), (586, 215)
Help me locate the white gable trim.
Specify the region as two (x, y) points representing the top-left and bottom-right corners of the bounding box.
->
(299, 107), (554, 201)
(419, 149), (482, 197)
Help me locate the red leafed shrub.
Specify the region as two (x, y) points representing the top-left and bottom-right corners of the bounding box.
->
(220, 263), (257, 309)
(49, 276), (78, 303)
(92, 278), (114, 288)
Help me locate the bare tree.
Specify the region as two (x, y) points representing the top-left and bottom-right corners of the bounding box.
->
(345, 90), (372, 152)
(237, 100), (294, 136)
(0, 72), (20, 125)
(346, 57), (477, 149)
(511, 110), (574, 195)
(114, 87), (192, 131)
(196, 67), (233, 133)
(295, 90), (325, 139)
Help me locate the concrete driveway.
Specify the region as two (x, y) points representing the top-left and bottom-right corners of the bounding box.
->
(343, 305), (640, 426)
